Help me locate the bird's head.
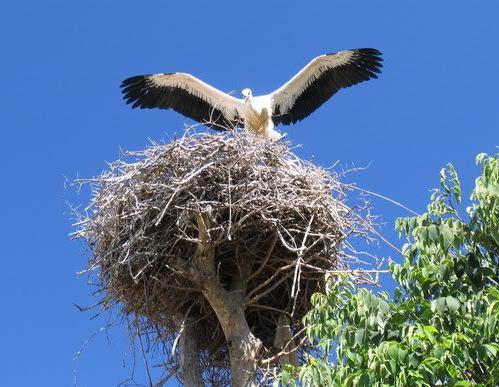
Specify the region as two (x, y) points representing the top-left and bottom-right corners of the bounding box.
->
(241, 88), (253, 99)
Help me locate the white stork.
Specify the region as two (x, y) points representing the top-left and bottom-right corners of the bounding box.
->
(121, 48), (382, 140)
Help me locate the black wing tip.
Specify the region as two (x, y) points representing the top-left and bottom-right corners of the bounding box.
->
(120, 74), (150, 88)
(120, 75), (153, 108)
(356, 48), (383, 56)
(325, 48), (383, 75)
(355, 49), (383, 63)
(325, 48), (382, 58)
(353, 48), (383, 77)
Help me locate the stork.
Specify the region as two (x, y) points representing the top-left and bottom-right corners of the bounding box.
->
(121, 49), (382, 140)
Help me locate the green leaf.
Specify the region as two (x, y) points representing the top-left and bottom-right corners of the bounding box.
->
(427, 224), (439, 243)
(440, 225), (455, 251)
(398, 348), (409, 362)
(355, 328), (365, 346)
(445, 296), (460, 314)
(484, 343), (499, 357)
(388, 344), (400, 360)
(431, 298), (446, 314)
(422, 325), (438, 334)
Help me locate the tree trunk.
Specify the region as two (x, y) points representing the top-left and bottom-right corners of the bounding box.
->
(180, 320), (204, 387)
(202, 281), (262, 387)
(273, 314), (299, 368)
(188, 208), (262, 387)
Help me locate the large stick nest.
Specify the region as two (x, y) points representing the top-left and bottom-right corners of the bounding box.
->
(75, 130), (363, 383)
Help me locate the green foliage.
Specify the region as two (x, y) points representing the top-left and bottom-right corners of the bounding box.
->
(276, 153), (499, 386)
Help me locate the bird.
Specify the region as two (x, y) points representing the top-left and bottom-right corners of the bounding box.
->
(121, 48), (382, 141)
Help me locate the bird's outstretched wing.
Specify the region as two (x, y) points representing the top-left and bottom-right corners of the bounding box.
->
(270, 48), (383, 125)
(121, 73), (245, 130)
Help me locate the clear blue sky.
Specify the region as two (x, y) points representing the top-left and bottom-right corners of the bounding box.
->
(1, 1), (498, 386)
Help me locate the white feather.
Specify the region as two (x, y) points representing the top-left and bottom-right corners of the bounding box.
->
(149, 73), (245, 120)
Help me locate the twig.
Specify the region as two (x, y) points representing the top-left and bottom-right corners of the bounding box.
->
(170, 303), (195, 358)
(247, 234), (278, 282)
(350, 186), (419, 216)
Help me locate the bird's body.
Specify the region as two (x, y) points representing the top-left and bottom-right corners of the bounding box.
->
(121, 49), (382, 140)
(242, 92), (281, 140)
